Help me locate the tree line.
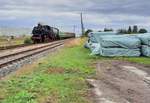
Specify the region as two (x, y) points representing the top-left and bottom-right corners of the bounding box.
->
(84, 25), (148, 36)
(117, 25), (148, 34)
(84, 28), (113, 36)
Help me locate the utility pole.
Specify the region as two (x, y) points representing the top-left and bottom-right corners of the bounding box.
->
(80, 13), (85, 36)
(73, 25), (76, 33)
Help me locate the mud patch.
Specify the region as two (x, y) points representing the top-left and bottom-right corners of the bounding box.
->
(46, 68), (65, 74)
(46, 68), (80, 74)
(122, 66), (148, 77)
(40, 91), (59, 103)
(0, 96), (4, 101)
(89, 60), (150, 103)
(43, 95), (58, 103)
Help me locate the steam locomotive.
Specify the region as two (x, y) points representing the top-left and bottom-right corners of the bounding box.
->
(31, 24), (75, 43)
(31, 24), (60, 43)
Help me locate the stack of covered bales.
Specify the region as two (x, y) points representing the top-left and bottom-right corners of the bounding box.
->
(85, 32), (142, 57)
(84, 32), (116, 54)
(136, 33), (150, 57)
(98, 35), (141, 56)
(88, 32), (117, 43)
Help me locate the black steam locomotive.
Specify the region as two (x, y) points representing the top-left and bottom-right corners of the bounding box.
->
(31, 24), (76, 43)
(31, 24), (60, 43)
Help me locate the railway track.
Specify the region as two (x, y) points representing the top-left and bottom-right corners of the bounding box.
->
(0, 44), (33, 50)
(0, 39), (67, 77)
(0, 41), (60, 51)
(0, 39), (70, 51)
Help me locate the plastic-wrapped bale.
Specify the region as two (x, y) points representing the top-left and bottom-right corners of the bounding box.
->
(88, 32), (117, 43)
(90, 43), (100, 55)
(84, 41), (91, 49)
(84, 42), (100, 55)
(141, 45), (150, 57)
(99, 35), (141, 49)
(99, 47), (141, 57)
(136, 33), (150, 46)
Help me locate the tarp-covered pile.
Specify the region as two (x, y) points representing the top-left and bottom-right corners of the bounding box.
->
(88, 32), (116, 43)
(85, 32), (150, 57)
(85, 32), (116, 54)
(99, 35), (141, 56)
(136, 34), (150, 57)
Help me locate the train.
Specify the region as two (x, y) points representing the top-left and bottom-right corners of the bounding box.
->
(31, 23), (75, 43)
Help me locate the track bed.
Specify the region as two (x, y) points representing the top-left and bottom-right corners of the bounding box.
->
(0, 39), (69, 77)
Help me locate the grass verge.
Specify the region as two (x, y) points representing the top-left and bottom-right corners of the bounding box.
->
(0, 39), (95, 103)
(95, 56), (150, 65)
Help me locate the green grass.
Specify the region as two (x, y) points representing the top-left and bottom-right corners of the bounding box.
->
(122, 57), (150, 65)
(0, 44), (95, 103)
(90, 56), (150, 65)
(86, 48), (150, 65)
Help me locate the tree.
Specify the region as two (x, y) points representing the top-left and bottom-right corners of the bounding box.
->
(133, 25), (138, 33)
(24, 38), (33, 44)
(84, 29), (93, 36)
(139, 28), (148, 33)
(10, 35), (15, 39)
(104, 28), (113, 32)
(117, 29), (128, 34)
(128, 26), (132, 34)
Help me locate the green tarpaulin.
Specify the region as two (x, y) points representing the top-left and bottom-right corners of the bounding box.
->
(85, 32), (150, 57)
(88, 32), (116, 43)
(136, 33), (150, 46)
(100, 47), (141, 57)
(99, 35), (141, 49)
(142, 45), (150, 57)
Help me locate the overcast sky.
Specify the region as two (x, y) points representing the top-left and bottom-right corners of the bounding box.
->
(0, 0), (150, 33)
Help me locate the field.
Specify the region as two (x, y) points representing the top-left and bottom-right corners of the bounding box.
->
(0, 36), (29, 47)
(0, 38), (150, 103)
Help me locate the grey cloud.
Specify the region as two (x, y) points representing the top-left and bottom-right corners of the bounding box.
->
(0, 0), (149, 16)
(0, 0), (149, 31)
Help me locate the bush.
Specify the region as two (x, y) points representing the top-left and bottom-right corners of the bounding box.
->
(24, 38), (33, 44)
(104, 28), (113, 32)
(84, 29), (93, 37)
(139, 28), (148, 33)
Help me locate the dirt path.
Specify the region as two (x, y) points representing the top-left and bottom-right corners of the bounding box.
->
(87, 60), (150, 103)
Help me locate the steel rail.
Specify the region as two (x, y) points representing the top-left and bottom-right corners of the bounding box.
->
(0, 40), (65, 68)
